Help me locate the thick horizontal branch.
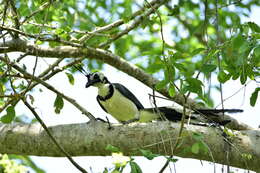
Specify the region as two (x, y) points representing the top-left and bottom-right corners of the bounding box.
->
(0, 39), (252, 131)
(0, 122), (259, 171)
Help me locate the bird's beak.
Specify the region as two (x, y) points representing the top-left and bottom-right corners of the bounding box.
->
(85, 78), (100, 88)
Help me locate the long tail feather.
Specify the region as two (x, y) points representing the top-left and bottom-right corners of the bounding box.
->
(194, 109), (243, 116)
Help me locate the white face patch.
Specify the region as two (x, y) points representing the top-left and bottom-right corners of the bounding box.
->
(93, 72), (105, 81)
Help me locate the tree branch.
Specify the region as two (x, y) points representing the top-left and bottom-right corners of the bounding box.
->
(98, 0), (168, 48)
(0, 56), (96, 121)
(0, 39), (252, 130)
(22, 99), (88, 173)
(0, 122), (259, 172)
(78, 0), (168, 43)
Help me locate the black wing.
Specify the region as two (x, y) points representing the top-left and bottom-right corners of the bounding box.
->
(96, 96), (108, 113)
(113, 83), (144, 110)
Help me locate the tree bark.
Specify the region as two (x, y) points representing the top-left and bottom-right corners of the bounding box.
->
(0, 121), (259, 172)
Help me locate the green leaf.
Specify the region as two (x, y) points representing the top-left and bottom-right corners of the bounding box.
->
(105, 144), (120, 153)
(0, 83), (4, 95)
(192, 132), (204, 141)
(1, 106), (16, 123)
(122, 0), (132, 22)
(185, 77), (204, 95)
(217, 70), (231, 83)
(240, 72), (247, 84)
(201, 64), (217, 74)
(65, 72), (74, 85)
(36, 40), (43, 45)
(103, 168), (109, 173)
(168, 5), (180, 16)
(191, 143), (200, 154)
(54, 95), (64, 114)
(250, 87), (260, 107)
(155, 80), (168, 90)
(232, 34), (244, 50)
(55, 28), (64, 35)
(174, 62), (186, 71)
(199, 141), (209, 154)
(191, 48), (206, 56)
(168, 84), (175, 97)
(248, 22), (260, 33)
(130, 161), (142, 173)
(254, 46), (260, 57)
(165, 156), (178, 163)
(139, 149), (160, 160)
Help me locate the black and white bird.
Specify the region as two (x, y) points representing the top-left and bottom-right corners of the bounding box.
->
(85, 72), (242, 124)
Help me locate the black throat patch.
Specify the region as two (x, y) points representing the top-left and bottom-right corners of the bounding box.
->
(97, 84), (114, 101)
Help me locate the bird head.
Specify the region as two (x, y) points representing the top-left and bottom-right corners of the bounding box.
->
(85, 72), (109, 88)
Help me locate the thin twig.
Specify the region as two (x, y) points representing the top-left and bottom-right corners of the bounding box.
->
(22, 99), (88, 173)
(0, 58), (76, 114)
(146, 0), (187, 171)
(8, 0), (20, 38)
(20, 2), (51, 24)
(145, 0), (169, 122)
(215, 81), (250, 108)
(78, 0), (161, 43)
(0, 25), (82, 47)
(0, 56), (96, 120)
(98, 0), (169, 48)
(215, 1), (230, 172)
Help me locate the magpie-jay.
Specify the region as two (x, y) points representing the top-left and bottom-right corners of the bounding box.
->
(85, 72), (242, 124)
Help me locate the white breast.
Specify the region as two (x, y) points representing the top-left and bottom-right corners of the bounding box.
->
(99, 89), (139, 122)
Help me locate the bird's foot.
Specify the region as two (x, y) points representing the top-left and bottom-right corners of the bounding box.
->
(121, 118), (139, 125)
(95, 117), (113, 130)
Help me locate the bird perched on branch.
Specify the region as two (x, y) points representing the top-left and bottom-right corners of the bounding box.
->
(85, 72), (242, 124)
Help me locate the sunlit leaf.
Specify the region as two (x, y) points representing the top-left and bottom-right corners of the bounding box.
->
(254, 46), (260, 57)
(105, 144), (120, 153)
(248, 22), (260, 33)
(65, 72), (75, 85)
(250, 87), (260, 107)
(168, 84), (175, 97)
(168, 5), (180, 16)
(185, 77), (204, 95)
(165, 156), (178, 163)
(217, 70), (231, 83)
(155, 80), (168, 90)
(201, 64), (217, 74)
(54, 95), (64, 114)
(140, 149), (160, 160)
(192, 132), (204, 141)
(191, 143), (200, 154)
(1, 106), (16, 123)
(174, 62), (186, 71)
(191, 48), (206, 56)
(240, 72), (247, 84)
(232, 34), (244, 50)
(0, 83), (4, 95)
(130, 161), (142, 173)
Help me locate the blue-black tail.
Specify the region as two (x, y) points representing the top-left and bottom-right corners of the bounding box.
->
(143, 107), (243, 125)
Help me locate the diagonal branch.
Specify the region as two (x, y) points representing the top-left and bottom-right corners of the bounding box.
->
(0, 56), (96, 121)
(98, 0), (169, 48)
(79, 0), (168, 43)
